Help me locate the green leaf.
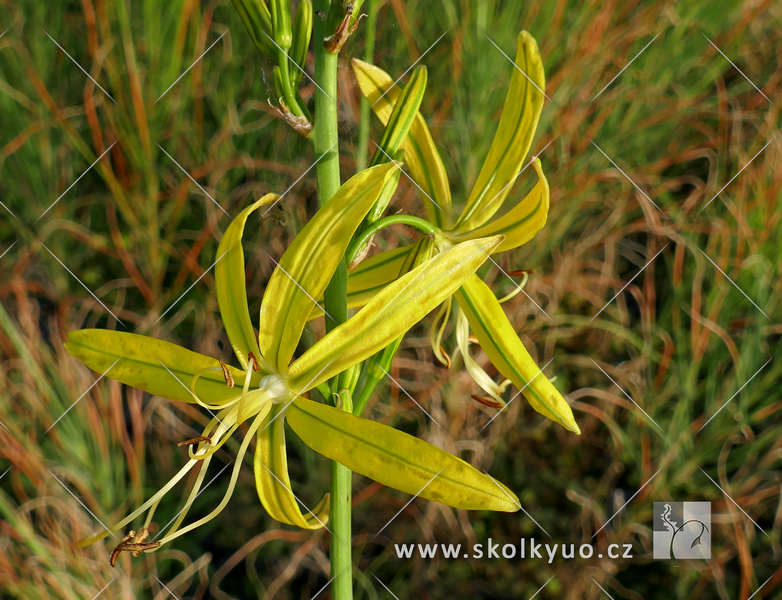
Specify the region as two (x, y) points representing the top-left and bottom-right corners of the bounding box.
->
(352, 58), (452, 228)
(449, 159), (549, 253)
(286, 235), (503, 393)
(254, 405), (329, 529)
(216, 194), (277, 370)
(454, 275), (580, 434)
(65, 330), (250, 405)
(287, 398), (519, 511)
(453, 31), (546, 232)
(258, 163), (398, 372)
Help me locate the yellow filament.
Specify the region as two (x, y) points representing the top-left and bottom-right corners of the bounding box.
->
(498, 271), (529, 304)
(188, 367), (244, 411)
(154, 402), (272, 547)
(453, 307), (510, 404)
(429, 297), (452, 366)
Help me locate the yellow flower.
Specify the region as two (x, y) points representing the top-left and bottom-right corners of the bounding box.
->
(347, 32), (580, 433)
(66, 163), (519, 562)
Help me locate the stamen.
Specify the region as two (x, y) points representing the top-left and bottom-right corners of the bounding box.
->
(236, 365), (255, 424)
(109, 528), (161, 567)
(177, 436), (212, 448)
(188, 367), (243, 411)
(438, 345), (451, 369)
(507, 268), (533, 277)
(155, 403), (272, 547)
(498, 270), (531, 304)
(77, 458), (200, 548)
(472, 394), (505, 409)
(430, 298), (452, 367)
(454, 306), (511, 405)
(219, 361), (235, 388)
(248, 352), (259, 371)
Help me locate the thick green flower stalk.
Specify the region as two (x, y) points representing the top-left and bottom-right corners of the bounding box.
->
(67, 163), (519, 563)
(346, 32), (580, 433)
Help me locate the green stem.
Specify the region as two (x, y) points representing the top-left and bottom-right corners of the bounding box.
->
(312, 4), (353, 598)
(356, 0), (379, 170)
(347, 214), (438, 265)
(330, 388), (354, 599)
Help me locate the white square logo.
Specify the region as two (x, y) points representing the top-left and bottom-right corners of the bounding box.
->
(653, 502), (711, 559)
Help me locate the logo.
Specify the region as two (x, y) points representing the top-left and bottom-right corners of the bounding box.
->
(653, 502), (711, 559)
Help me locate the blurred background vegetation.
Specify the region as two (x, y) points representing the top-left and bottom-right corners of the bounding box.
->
(0, 0), (780, 598)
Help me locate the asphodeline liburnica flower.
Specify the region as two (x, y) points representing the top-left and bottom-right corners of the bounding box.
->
(346, 31), (580, 434)
(66, 163), (520, 564)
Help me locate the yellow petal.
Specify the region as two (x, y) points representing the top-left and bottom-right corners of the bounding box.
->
(254, 405), (329, 529)
(352, 58), (452, 228)
(454, 275), (580, 434)
(258, 162), (398, 372)
(286, 236), (503, 393)
(65, 329), (249, 405)
(449, 159), (549, 253)
(287, 398), (519, 511)
(216, 194), (278, 370)
(454, 31), (546, 232)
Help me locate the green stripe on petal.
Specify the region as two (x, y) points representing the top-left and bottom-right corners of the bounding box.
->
(454, 276), (580, 434)
(369, 65), (428, 168)
(286, 235), (503, 393)
(65, 329), (249, 405)
(258, 162), (398, 372)
(454, 31), (545, 232)
(352, 58), (452, 228)
(287, 397), (519, 511)
(449, 159), (549, 253)
(216, 194), (278, 370)
(254, 404), (329, 529)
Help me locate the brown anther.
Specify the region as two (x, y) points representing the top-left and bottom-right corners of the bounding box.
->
(468, 334), (480, 345)
(219, 360), (235, 388)
(177, 435), (212, 448)
(248, 352), (259, 372)
(109, 528), (161, 567)
(507, 268), (534, 277)
(472, 394), (505, 409)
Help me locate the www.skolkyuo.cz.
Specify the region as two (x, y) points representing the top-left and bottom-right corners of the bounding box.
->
(394, 538), (634, 563)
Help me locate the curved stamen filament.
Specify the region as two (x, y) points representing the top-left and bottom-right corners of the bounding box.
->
(76, 458), (200, 548)
(236, 364), (255, 424)
(454, 307), (510, 405)
(154, 402), (273, 547)
(498, 271), (530, 304)
(188, 367), (244, 411)
(429, 297), (452, 367)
